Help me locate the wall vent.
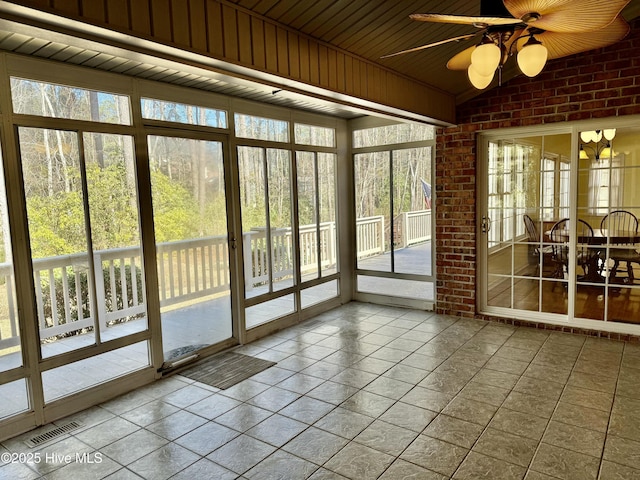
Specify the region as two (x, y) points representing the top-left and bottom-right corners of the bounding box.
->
(24, 421), (82, 448)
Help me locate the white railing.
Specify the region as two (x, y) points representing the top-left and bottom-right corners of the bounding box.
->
(156, 236), (230, 307)
(356, 215), (385, 258)
(0, 262), (18, 349)
(401, 210), (432, 247)
(0, 211), (431, 348)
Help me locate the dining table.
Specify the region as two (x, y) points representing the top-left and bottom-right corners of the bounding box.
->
(545, 228), (639, 283)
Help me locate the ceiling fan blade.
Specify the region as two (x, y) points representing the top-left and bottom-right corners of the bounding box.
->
(446, 46), (475, 71)
(504, 0), (631, 33)
(380, 34), (478, 59)
(410, 13), (523, 27)
(530, 16), (630, 59)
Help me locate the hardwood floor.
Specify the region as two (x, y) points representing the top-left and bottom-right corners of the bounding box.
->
(488, 266), (640, 324)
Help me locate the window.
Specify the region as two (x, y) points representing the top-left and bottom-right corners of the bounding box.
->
(541, 157), (556, 220)
(353, 120), (434, 295)
(235, 114), (289, 142)
(588, 156), (624, 215)
(559, 161), (570, 218)
(10, 78), (131, 125)
(353, 123), (434, 148)
(295, 124), (335, 147)
(141, 98), (227, 128)
(488, 141), (535, 247)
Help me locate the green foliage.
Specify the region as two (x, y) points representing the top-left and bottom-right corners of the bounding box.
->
(86, 161), (139, 250)
(150, 170), (200, 242)
(27, 191), (86, 257)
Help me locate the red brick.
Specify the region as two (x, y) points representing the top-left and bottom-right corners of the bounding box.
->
(436, 18), (640, 320)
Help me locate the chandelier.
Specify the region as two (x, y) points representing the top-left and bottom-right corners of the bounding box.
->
(579, 129), (616, 160)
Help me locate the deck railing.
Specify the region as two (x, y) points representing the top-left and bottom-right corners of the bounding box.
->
(0, 211), (431, 348)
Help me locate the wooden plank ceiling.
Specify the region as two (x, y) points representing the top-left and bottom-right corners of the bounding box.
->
(228, 0), (640, 102)
(0, 0), (638, 118)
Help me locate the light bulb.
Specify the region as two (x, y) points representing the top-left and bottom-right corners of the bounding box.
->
(468, 64), (494, 89)
(517, 36), (548, 77)
(470, 41), (501, 77)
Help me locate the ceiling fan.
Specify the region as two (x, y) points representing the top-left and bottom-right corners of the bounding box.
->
(382, 0), (631, 89)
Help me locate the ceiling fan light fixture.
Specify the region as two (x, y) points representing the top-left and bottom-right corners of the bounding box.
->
(470, 38), (501, 76)
(517, 35), (548, 77)
(468, 64), (494, 89)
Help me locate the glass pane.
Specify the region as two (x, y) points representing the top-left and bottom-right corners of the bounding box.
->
(392, 147), (432, 275)
(141, 98), (227, 128)
(268, 149), (294, 292)
(148, 136), (232, 361)
(356, 276), (433, 301)
(541, 280), (567, 314)
(239, 146), (294, 298)
(234, 114), (289, 142)
(296, 151), (337, 283)
(239, 146), (267, 297)
(488, 245), (513, 276)
(297, 151), (319, 281)
(42, 341), (149, 402)
(301, 281), (339, 309)
(294, 124), (335, 147)
(355, 151), (391, 272)
(19, 127), (97, 357)
(84, 133), (147, 341)
(487, 275), (512, 308)
(513, 278), (539, 312)
(246, 294), (295, 329)
(607, 286), (640, 323)
(318, 153), (337, 277)
(0, 379), (29, 419)
(0, 148), (20, 372)
(353, 123), (434, 148)
(11, 78), (131, 125)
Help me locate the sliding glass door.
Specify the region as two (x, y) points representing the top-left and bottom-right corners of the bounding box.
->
(18, 126), (150, 403)
(482, 134), (571, 316)
(147, 135), (233, 362)
(480, 125), (640, 329)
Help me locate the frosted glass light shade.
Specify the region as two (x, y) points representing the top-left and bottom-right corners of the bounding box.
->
(603, 129), (616, 140)
(599, 146), (614, 159)
(517, 40), (548, 77)
(468, 64), (494, 89)
(579, 147), (589, 160)
(470, 42), (501, 76)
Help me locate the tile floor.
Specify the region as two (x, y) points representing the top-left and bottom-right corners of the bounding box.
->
(2, 302), (640, 479)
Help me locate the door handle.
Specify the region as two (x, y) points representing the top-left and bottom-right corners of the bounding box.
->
(482, 216), (492, 234)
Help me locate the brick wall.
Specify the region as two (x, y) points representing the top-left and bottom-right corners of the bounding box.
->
(435, 18), (640, 317)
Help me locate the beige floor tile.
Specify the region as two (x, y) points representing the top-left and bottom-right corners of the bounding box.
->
(11, 303), (640, 480)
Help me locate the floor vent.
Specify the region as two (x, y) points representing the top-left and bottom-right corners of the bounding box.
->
(25, 421), (82, 448)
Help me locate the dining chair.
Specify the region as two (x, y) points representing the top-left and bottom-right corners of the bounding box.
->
(523, 214), (553, 275)
(549, 218), (597, 281)
(600, 210), (640, 284)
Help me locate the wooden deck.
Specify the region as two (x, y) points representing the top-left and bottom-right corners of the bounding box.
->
(0, 242), (433, 416)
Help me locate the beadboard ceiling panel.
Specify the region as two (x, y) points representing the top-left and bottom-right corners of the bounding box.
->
(228, 0), (640, 102)
(0, 0), (639, 120)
